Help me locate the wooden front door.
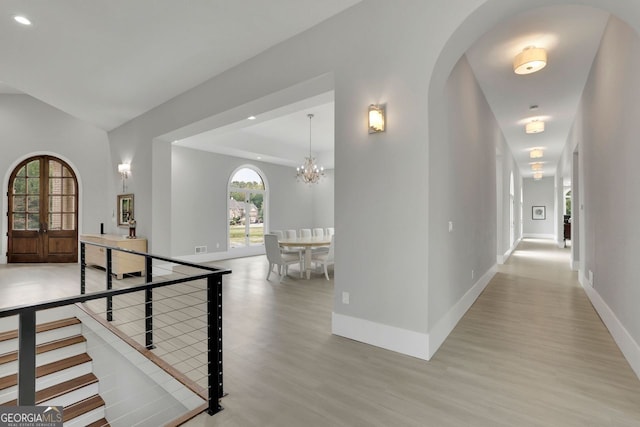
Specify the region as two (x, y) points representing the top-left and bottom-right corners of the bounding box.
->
(8, 156), (78, 263)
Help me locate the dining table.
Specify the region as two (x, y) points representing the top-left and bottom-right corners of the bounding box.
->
(278, 236), (332, 279)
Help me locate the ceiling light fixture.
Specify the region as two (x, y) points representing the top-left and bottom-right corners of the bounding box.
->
(514, 46), (547, 75)
(525, 120), (545, 134)
(247, 116), (256, 120)
(530, 162), (544, 172)
(533, 172), (543, 180)
(296, 114), (324, 184)
(529, 148), (544, 159)
(14, 15), (32, 25)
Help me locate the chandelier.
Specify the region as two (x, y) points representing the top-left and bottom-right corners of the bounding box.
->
(296, 113), (325, 184)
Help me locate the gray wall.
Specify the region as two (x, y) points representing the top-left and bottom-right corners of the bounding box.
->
(568, 15), (640, 347)
(0, 95), (110, 262)
(428, 55), (502, 327)
(171, 145), (332, 257)
(523, 177), (555, 236)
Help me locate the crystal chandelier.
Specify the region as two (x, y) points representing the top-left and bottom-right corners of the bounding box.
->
(296, 113), (325, 184)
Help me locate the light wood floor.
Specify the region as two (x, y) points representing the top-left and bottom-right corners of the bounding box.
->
(2, 239), (640, 426)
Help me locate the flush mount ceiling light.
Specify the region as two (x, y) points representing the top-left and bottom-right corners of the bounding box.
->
(525, 120), (545, 134)
(529, 148), (544, 159)
(533, 172), (543, 180)
(514, 46), (547, 75)
(14, 15), (32, 25)
(530, 162), (544, 172)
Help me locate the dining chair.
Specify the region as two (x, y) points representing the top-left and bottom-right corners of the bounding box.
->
(312, 228), (324, 238)
(299, 228), (312, 238)
(265, 234), (302, 281)
(311, 235), (335, 280)
(285, 229), (297, 239)
(326, 227), (335, 237)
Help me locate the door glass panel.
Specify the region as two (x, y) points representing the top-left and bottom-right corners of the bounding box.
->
(62, 178), (75, 195)
(62, 214), (75, 230)
(13, 178), (26, 194)
(26, 160), (40, 177)
(49, 213), (61, 230)
(13, 196), (26, 212)
(27, 214), (39, 230)
(27, 178), (39, 194)
(27, 196), (39, 212)
(62, 196), (75, 211)
(13, 214), (26, 230)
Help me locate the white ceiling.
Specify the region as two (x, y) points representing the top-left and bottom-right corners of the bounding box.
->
(1, 2), (613, 180)
(0, 0), (359, 130)
(466, 5), (610, 180)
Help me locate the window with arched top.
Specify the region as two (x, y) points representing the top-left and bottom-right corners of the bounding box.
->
(228, 167), (267, 249)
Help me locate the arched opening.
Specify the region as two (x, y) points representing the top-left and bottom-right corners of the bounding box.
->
(228, 166), (267, 251)
(7, 155), (79, 263)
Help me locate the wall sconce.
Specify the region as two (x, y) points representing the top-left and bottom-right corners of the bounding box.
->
(118, 163), (130, 193)
(368, 104), (385, 134)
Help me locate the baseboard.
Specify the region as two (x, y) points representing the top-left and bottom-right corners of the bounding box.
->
(522, 233), (556, 239)
(581, 280), (640, 381)
(498, 238), (521, 264)
(427, 265), (496, 359)
(331, 313), (429, 360)
(331, 265), (496, 362)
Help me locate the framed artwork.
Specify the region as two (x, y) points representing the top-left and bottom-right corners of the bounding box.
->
(117, 194), (134, 226)
(532, 205), (546, 220)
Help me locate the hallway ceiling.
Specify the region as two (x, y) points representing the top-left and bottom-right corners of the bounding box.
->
(466, 5), (610, 181)
(1, 3), (612, 179)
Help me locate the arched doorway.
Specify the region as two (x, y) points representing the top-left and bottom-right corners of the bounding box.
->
(228, 166), (267, 250)
(7, 155), (79, 263)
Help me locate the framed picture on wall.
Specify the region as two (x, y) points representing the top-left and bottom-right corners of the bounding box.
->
(117, 194), (134, 226)
(532, 205), (546, 220)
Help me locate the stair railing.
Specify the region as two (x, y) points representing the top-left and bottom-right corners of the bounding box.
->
(0, 241), (230, 418)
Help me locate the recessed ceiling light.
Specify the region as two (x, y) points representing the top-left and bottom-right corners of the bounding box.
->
(247, 116), (256, 120)
(529, 105), (539, 110)
(14, 15), (32, 26)
(257, 156), (262, 160)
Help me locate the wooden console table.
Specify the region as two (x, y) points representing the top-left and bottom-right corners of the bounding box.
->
(81, 234), (147, 279)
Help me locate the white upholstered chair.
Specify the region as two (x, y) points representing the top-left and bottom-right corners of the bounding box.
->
(325, 227), (335, 237)
(299, 228), (312, 238)
(312, 228), (324, 238)
(265, 234), (302, 281)
(311, 235), (335, 280)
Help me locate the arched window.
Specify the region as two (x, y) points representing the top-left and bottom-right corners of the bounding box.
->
(228, 167), (267, 249)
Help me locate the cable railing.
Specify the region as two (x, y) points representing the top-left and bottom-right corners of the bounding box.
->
(0, 241), (230, 425)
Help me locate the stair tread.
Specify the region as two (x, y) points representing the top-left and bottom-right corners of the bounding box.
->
(64, 394), (105, 422)
(0, 353), (92, 391)
(87, 418), (111, 427)
(4, 372), (98, 406)
(0, 335), (86, 365)
(0, 317), (81, 343)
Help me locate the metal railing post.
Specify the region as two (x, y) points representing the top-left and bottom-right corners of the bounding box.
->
(207, 273), (224, 415)
(80, 242), (86, 294)
(145, 256), (154, 349)
(106, 248), (113, 321)
(17, 310), (36, 406)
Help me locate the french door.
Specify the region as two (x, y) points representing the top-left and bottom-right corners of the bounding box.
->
(228, 191), (265, 249)
(7, 156), (78, 263)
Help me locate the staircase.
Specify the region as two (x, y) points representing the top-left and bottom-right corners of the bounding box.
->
(0, 314), (110, 427)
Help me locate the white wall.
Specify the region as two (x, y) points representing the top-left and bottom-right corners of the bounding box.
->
(523, 177), (555, 237)
(427, 54), (512, 356)
(0, 95), (110, 263)
(563, 15), (640, 377)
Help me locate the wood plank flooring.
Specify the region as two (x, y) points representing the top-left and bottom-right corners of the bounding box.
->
(1, 239), (640, 426)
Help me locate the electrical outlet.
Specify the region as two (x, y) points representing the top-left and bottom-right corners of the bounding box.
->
(449, 221), (453, 232)
(588, 270), (594, 286)
(342, 292), (350, 304)
(471, 270), (475, 280)
(216, 242), (220, 249)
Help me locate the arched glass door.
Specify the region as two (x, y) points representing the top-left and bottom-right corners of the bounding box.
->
(228, 167), (266, 249)
(8, 156), (78, 263)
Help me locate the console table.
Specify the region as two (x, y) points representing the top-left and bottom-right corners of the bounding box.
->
(81, 234), (147, 279)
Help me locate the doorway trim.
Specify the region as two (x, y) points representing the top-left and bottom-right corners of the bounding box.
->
(2, 151), (83, 264)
